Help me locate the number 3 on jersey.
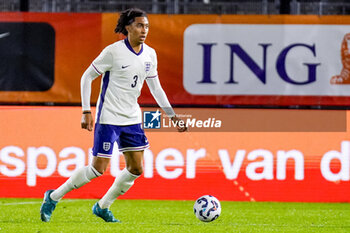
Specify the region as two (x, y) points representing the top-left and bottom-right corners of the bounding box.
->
(131, 75), (138, 88)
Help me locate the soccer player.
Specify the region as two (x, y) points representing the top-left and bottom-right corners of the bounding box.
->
(40, 8), (186, 223)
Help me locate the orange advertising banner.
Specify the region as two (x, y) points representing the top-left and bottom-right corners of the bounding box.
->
(1, 13), (350, 106)
(0, 13), (106, 103)
(0, 106), (350, 202)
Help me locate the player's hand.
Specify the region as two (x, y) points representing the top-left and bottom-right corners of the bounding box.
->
(81, 112), (94, 131)
(171, 116), (187, 132)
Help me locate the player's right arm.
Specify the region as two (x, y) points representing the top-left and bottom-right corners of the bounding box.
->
(80, 46), (113, 131)
(80, 65), (100, 131)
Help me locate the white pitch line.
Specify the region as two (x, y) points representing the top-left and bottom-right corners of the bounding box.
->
(1, 201), (41, 205)
(1, 199), (86, 206)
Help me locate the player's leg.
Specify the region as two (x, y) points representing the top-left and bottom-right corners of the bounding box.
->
(50, 156), (108, 201)
(93, 151), (143, 222)
(40, 156), (109, 222)
(40, 123), (115, 222)
(92, 124), (148, 222)
(98, 150), (143, 207)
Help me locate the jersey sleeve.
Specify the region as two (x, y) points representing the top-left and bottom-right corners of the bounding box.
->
(91, 46), (113, 75)
(147, 49), (158, 79)
(146, 77), (175, 117)
(81, 65), (100, 111)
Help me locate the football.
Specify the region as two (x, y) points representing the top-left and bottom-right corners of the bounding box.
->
(193, 195), (221, 222)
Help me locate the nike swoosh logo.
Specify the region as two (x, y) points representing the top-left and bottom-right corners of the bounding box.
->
(0, 32), (10, 39)
(122, 65), (130, 69)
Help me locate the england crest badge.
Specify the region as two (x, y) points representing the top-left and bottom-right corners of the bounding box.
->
(145, 62), (151, 72)
(103, 142), (111, 151)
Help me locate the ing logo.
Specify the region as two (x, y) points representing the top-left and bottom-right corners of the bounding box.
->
(143, 110), (161, 129)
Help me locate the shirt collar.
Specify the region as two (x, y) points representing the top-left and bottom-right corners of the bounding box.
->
(124, 38), (143, 56)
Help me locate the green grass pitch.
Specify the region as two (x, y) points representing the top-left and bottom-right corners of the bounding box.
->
(1, 198), (350, 232)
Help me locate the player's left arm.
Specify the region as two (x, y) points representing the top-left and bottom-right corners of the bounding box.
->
(146, 77), (187, 132)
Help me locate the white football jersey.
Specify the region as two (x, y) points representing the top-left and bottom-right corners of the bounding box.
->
(91, 38), (158, 125)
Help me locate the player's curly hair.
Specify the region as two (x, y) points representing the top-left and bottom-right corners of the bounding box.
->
(115, 8), (148, 36)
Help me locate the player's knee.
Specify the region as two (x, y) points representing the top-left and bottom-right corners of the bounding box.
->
(92, 157), (110, 175)
(127, 166), (143, 176)
(92, 164), (107, 175)
(94, 167), (105, 175)
(96, 168), (106, 175)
